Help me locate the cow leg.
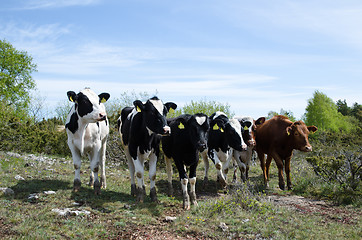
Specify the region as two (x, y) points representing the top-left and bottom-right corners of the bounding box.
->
(201, 150), (209, 186)
(90, 151), (101, 195)
(181, 178), (190, 210)
(69, 146), (82, 192)
(285, 155), (293, 190)
(189, 163), (198, 207)
(233, 150), (246, 182)
(174, 159), (190, 210)
(214, 150), (227, 188)
(221, 149), (233, 185)
(134, 154), (146, 202)
(165, 156), (174, 196)
(257, 150), (268, 188)
(265, 155), (273, 180)
(100, 140), (107, 189)
(149, 152), (158, 202)
(125, 147), (137, 197)
(271, 153), (285, 190)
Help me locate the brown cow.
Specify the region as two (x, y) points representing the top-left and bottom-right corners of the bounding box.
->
(255, 115), (317, 190)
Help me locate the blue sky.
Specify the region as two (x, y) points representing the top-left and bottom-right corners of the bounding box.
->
(1, 0), (361, 119)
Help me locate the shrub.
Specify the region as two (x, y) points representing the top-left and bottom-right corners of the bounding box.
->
(306, 150), (361, 191)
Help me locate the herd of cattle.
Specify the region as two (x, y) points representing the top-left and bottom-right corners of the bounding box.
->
(65, 88), (317, 209)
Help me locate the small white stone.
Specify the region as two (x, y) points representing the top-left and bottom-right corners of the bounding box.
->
(44, 190), (56, 195)
(15, 175), (25, 181)
(165, 216), (177, 222)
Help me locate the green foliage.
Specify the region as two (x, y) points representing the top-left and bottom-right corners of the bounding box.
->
(267, 108), (296, 121)
(168, 99), (233, 118)
(0, 39), (37, 110)
(306, 151), (361, 191)
(0, 100), (68, 156)
(305, 90), (355, 132)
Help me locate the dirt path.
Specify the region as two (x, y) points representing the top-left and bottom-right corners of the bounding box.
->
(268, 193), (360, 225)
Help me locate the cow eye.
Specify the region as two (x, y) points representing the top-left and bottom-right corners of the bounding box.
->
(294, 132), (299, 136)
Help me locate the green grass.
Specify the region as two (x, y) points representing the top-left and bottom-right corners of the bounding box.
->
(0, 151), (361, 239)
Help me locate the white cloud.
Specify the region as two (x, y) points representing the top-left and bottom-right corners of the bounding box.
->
(22, 0), (101, 9)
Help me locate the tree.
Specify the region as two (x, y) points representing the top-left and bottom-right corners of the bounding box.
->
(169, 99), (234, 118)
(305, 91), (353, 132)
(0, 39), (37, 109)
(336, 99), (351, 116)
(267, 108), (296, 121)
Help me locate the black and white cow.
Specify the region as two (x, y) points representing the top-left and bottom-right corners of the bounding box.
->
(118, 97), (177, 202)
(232, 116), (266, 182)
(201, 111), (247, 188)
(162, 113), (209, 210)
(65, 88), (110, 195)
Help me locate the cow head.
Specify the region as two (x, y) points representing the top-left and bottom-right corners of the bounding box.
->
(133, 96), (177, 136)
(176, 113), (209, 152)
(67, 88), (110, 123)
(210, 112), (247, 151)
(286, 120), (318, 152)
(238, 116), (266, 148)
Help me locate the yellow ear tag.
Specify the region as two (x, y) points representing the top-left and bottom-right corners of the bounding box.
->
(136, 106), (142, 112)
(101, 98), (107, 103)
(220, 128), (224, 133)
(70, 96), (74, 102)
(178, 122), (185, 129)
(169, 108), (175, 114)
(287, 131), (291, 136)
(244, 126), (249, 131)
(213, 124), (219, 131)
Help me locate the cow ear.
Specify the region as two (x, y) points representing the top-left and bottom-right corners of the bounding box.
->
(242, 121), (252, 131)
(286, 125), (292, 136)
(308, 126), (318, 133)
(255, 117), (266, 125)
(99, 93), (110, 103)
(177, 118), (187, 130)
(165, 102), (177, 113)
(133, 100), (144, 112)
(67, 91), (77, 102)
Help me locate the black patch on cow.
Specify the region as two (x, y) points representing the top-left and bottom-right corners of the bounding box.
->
(77, 92), (93, 117)
(65, 112), (79, 134)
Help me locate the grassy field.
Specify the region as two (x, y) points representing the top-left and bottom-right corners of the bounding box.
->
(0, 151), (361, 239)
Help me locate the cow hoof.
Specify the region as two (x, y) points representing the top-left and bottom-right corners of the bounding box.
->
(202, 177), (208, 187)
(150, 187), (158, 202)
(88, 176), (94, 187)
(167, 183), (174, 197)
(73, 179), (81, 192)
(218, 178), (227, 189)
(94, 180), (101, 195)
(100, 177), (107, 189)
(131, 184), (137, 197)
(287, 185), (293, 190)
(183, 192), (190, 210)
(136, 187), (145, 203)
(190, 191), (198, 206)
(279, 183), (285, 191)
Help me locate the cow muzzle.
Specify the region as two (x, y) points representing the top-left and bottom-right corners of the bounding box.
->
(98, 113), (107, 121)
(303, 146), (313, 152)
(248, 139), (256, 147)
(197, 142), (207, 152)
(162, 126), (171, 136)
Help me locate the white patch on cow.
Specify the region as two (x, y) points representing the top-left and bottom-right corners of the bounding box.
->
(128, 108), (138, 120)
(149, 99), (164, 115)
(234, 116), (254, 129)
(195, 116), (206, 125)
(229, 119), (242, 139)
(213, 111), (227, 120)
